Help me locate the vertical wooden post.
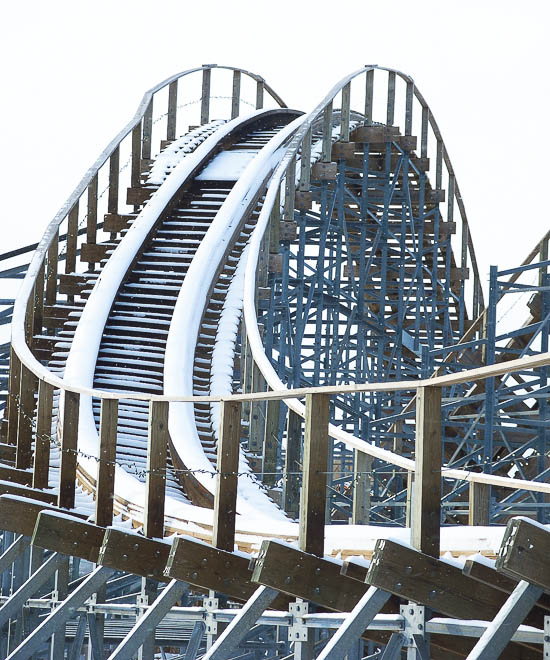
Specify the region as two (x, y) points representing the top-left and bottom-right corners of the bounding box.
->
(231, 70), (241, 119)
(45, 231), (59, 308)
(298, 128), (312, 191)
(412, 386), (442, 557)
(144, 401), (168, 538)
(142, 99), (153, 161)
(321, 101), (333, 163)
(65, 204), (79, 276)
(58, 391), (80, 509)
(213, 400), (241, 551)
(131, 123), (142, 189)
(108, 146), (120, 216)
(351, 450), (372, 525)
(200, 67), (211, 125)
(33, 262), (45, 336)
(262, 399), (279, 488)
(95, 399), (118, 528)
(87, 173), (98, 246)
(299, 394), (330, 557)
(6, 347), (21, 446)
(364, 68), (374, 126)
(33, 380), (53, 489)
(405, 470), (415, 528)
(340, 82), (351, 142)
(469, 481), (490, 526)
(248, 364), (266, 455)
(405, 80), (414, 136)
(386, 71), (396, 126)
(24, 290), (35, 348)
(283, 158), (296, 222)
(284, 409), (301, 516)
(167, 81), (178, 141)
(16, 363), (36, 470)
(256, 79), (264, 109)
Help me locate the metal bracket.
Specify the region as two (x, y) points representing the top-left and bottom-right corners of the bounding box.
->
(204, 595), (220, 638)
(544, 616), (550, 658)
(401, 603), (428, 659)
(288, 600), (310, 643)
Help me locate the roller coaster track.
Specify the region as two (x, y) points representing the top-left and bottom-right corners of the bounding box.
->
(2, 63), (550, 659)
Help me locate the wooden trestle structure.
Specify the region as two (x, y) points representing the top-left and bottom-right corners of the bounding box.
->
(1, 64), (550, 659)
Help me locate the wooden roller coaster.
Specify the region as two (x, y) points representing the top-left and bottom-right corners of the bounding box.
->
(0, 64), (549, 659)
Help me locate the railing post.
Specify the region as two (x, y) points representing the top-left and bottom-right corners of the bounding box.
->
(108, 146), (120, 216)
(65, 204), (79, 276)
(231, 70), (241, 119)
(33, 262), (45, 336)
(201, 66), (212, 125)
(299, 393), (330, 557)
(364, 68), (374, 126)
(386, 70), (396, 126)
(167, 81), (178, 142)
(256, 79), (264, 109)
(87, 173), (98, 247)
(33, 380), (53, 490)
(283, 158), (296, 223)
(131, 122), (142, 189)
(283, 409), (301, 517)
(95, 399), (118, 527)
(262, 399), (279, 488)
(45, 230), (59, 308)
(321, 101), (333, 163)
(145, 401), (168, 538)
(412, 386), (442, 557)
(213, 400), (241, 551)
(142, 98), (153, 162)
(16, 363), (36, 470)
(7, 347), (21, 447)
(351, 450), (371, 525)
(469, 481), (490, 526)
(340, 82), (351, 142)
(298, 128), (312, 192)
(58, 391), (80, 509)
(405, 80), (414, 136)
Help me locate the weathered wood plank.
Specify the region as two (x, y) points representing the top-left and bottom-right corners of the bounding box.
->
(469, 481), (490, 526)
(262, 399), (279, 488)
(16, 363), (36, 470)
(58, 391), (79, 509)
(412, 386), (441, 557)
(65, 204), (79, 275)
(300, 393), (330, 556)
(32, 511), (105, 563)
(0, 466), (32, 486)
(0, 481), (57, 505)
(80, 243), (110, 264)
(103, 213), (134, 234)
(98, 527), (170, 581)
(0, 494), (86, 536)
(0, 443), (16, 462)
(145, 400), (168, 538)
(496, 517), (550, 591)
(213, 400), (241, 551)
(95, 399), (117, 528)
(283, 409), (301, 516)
(34, 379), (53, 489)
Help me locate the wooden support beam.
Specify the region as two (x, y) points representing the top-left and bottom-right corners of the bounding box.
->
(80, 243), (110, 264)
(0, 495), (86, 537)
(98, 527), (169, 581)
(352, 450), (371, 525)
(469, 481), (490, 525)
(32, 511), (105, 563)
(65, 204), (79, 275)
(412, 386), (441, 557)
(262, 399), (279, 488)
(283, 409), (301, 516)
(58, 391), (79, 509)
(201, 67), (211, 124)
(300, 393), (330, 557)
(7, 347), (21, 447)
(144, 400), (168, 539)
(95, 399), (117, 528)
(16, 364), (36, 470)
(167, 80), (178, 141)
(108, 146), (120, 215)
(33, 379), (53, 489)
(367, 539), (510, 621)
(213, 400), (241, 552)
(231, 70), (241, 119)
(0, 466), (32, 486)
(496, 517), (550, 591)
(103, 213), (134, 233)
(0, 481), (56, 505)
(252, 539), (368, 611)
(165, 535), (289, 608)
(87, 174), (98, 245)
(45, 230), (59, 306)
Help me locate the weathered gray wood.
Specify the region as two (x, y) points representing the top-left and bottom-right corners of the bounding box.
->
(131, 123), (142, 189)
(32, 511), (105, 563)
(167, 81), (178, 141)
(364, 68), (374, 126)
(469, 481), (490, 526)
(412, 386), (441, 557)
(321, 101), (333, 162)
(32, 262), (45, 336)
(108, 145), (120, 215)
(298, 128), (312, 191)
(283, 157), (296, 222)
(86, 173), (98, 245)
(262, 398), (279, 488)
(142, 98), (153, 161)
(6, 347), (21, 447)
(231, 70), (241, 119)
(33, 379), (53, 489)
(95, 398), (117, 527)
(65, 204), (79, 276)
(283, 409), (301, 517)
(340, 82), (351, 142)
(213, 400), (241, 551)
(386, 71), (396, 125)
(201, 67), (212, 124)
(16, 363), (36, 470)
(99, 528), (169, 581)
(352, 450), (371, 524)
(145, 400), (168, 538)
(0, 495), (86, 537)
(58, 390), (79, 509)
(299, 393), (330, 557)
(45, 230), (59, 306)
(255, 79), (264, 109)
(496, 517), (550, 591)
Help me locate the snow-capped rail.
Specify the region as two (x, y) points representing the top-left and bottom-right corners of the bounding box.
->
(5, 65), (550, 559)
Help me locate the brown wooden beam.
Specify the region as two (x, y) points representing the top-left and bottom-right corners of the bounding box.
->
(496, 517), (550, 591)
(32, 511), (105, 563)
(98, 527), (170, 581)
(144, 400), (168, 538)
(58, 391), (79, 509)
(95, 399), (117, 528)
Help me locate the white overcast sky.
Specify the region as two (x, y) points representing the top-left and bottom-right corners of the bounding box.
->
(1, 0), (549, 290)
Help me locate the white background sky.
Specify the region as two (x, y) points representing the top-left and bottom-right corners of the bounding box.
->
(1, 0), (549, 290)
